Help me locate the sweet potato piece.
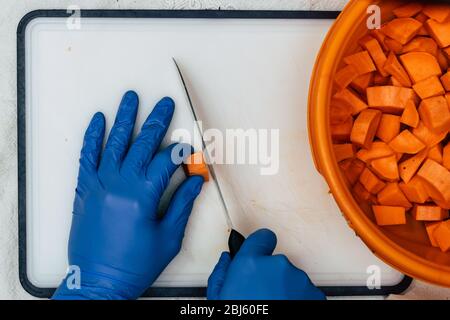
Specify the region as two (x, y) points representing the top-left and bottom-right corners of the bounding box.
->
(393, 2), (423, 18)
(330, 100), (352, 125)
(331, 117), (353, 143)
(437, 50), (449, 71)
(384, 38), (403, 54)
(388, 130), (426, 154)
(184, 152), (209, 181)
(415, 13), (430, 36)
(418, 95), (450, 133)
(376, 114), (401, 143)
(333, 144), (355, 162)
(443, 143), (450, 170)
(373, 73), (390, 86)
(428, 144), (443, 164)
(353, 182), (371, 202)
(399, 176), (429, 203)
(422, 5), (450, 23)
(343, 51), (376, 75)
(400, 52), (442, 83)
(384, 51), (412, 87)
(434, 220), (450, 252)
(370, 155), (399, 181)
(412, 76), (445, 99)
(381, 18), (422, 45)
(413, 121), (447, 147)
(440, 72), (450, 91)
(356, 141), (394, 163)
(417, 159), (450, 204)
(425, 19), (450, 48)
(400, 100), (419, 128)
(335, 64), (359, 90)
(402, 36), (438, 56)
(398, 149), (428, 183)
(369, 30), (389, 51)
(351, 109), (382, 148)
(351, 73), (374, 94)
(333, 89), (368, 116)
(367, 86), (416, 114)
(342, 158), (366, 185)
(373, 205), (406, 226)
(377, 182), (412, 208)
(361, 38), (389, 77)
(425, 222), (441, 247)
(360, 168), (386, 194)
(412, 205), (449, 221)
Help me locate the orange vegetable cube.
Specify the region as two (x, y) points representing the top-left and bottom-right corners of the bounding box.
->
(353, 182), (371, 202)
(351, 73), (374, 94)
(331, 117), (353, 143)
(422, 5), (450, 23)
(428, 144), (443, 164)
(412, 205), (449, 221)
(398, 149), (428, 183)
(400, 100), (419, 128)
(399, 176), (429, 204)
(367, 86), (416, 114)
(388, 130), (426, 154)
(384, 52), (412, 87)
(333, 89), (368, 116)
(350, 109), (382, 148)
(400, 52), (442, 83)
(343, 51), (376, 75)
(381, 18), (422, 45)
(443, 143), (450, 170)
(359, 168), (386, 194)
(402, 36), (437, 56)
(412, 121), (447, 147)
(373, 205), (406, 226)
(333, 144), (355, 162)
(334, 64), (359, 90)
(393, 2), (423, 18)
(361, 37), (389, 77)
(341, 158), (366, 185)
(370, 155), (399, 182)
(356, 141), (394, 163)
(412, 76), (445, 99)
(184, 152), (209, 181)
(434, 221), (450, 252)
(377, 183), (412, 208)
(376, 114), (401, 143)
(440, 72), (450, 91)
(425, 19), (450, 48)
(384, 38), (404, 55)
(425, 222), (441, 247)
(418, 95), (450, 133)
(417, 159), (450, 204)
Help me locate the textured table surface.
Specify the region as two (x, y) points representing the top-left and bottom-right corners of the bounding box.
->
(1, 0), (449, 299)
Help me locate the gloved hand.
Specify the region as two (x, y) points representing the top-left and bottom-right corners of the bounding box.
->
(207, 229), (326, 300)
(53, 91), (204, 300)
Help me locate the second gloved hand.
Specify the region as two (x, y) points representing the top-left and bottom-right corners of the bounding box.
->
(207, 229), (326, 300)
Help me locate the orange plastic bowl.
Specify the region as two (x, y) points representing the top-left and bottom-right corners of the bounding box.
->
(308, 0), (450, 287)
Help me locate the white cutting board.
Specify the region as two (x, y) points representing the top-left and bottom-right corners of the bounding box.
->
(24, 16), (404, 290)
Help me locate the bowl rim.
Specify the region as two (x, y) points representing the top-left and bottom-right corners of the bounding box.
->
(308, 0), (450, 287)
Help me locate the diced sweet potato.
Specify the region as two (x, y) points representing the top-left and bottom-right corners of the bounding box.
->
(373, 72), (390, 86)
(393, 2), (423, 18)
(350, 109), (382, 148)
(381, 18), (422, 45)
(184, 152), (209, 181)
(370, 155), (399, 181)
(398, 149), (428, 183)
(400, 99), (419, 128)
(360, 168), (386, 194)
(353, 182), (371, 202)
(434, 221), (450, 252)
(377, 182), (412, 208)
(412, 76), (445, 99)
(418, 95), (450, 133)
(425, 19), (450, 48)
(413, 121), (447, 147)
(373, 205), (406, 226)
(437, 50), (449, 71)
(385, 38), (404, 55)
(402, 36), (438, 56)
(331, 117), (353, 143)
(400, 52), (442, 83)
(399, 176), (429, 203)
(412, 205), (449, 221)
(384, 52), (412, 87)
(376, 114), (401, 143)
(422, 5), (450, 23)
(367, 86), (416, 114)
(333, 89), (368, 115)
(330, 100), (352, 125)
(351, 73), (374, 94)
(417, 159), (450, 204)
(361, 37), (389, 77)
(440, 72), (450, 91)
(356, 141), (394, 163)
(428, 144), (443, 164)
(333, 144), (355, 162)
(335, 64), (359, 90)
(388, 130), (426, 154)
(341, 158), (366, 185)
(425, 222), (441, 247)
(443, 143), (450, 170)
(343, 51), (376, 75)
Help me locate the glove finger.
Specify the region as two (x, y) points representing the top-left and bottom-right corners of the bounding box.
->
(78, 112), (105, 176)
(288, 263), (326, 300)
(98, 90), (138, 175)
(207, 252), (231, 300)
(236, 228), (277, 257)
(161, 175), (204, 232)
(144, 143), (192, 199)
(121, 97), (175, 175)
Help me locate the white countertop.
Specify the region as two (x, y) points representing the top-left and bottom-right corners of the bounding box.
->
(1, 0), (449, 299)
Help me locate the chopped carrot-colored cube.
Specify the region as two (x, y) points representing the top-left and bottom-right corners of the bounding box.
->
(425, 222), (441, 247)
(400, 52), (442, 83)
(393, 2), (423, 18)
(425, 19), (450, 48)
(350, 109), (382, 148)
(356, 141), (394, 163)
(398, 149), (428, 183)
(367, 86), (416, 114)
(331, 117), (353, 143)
(376, 114), (401, 143)
(370, 155), (399, 182)
(428, 144), (443, 164)
(384, 52), (412, 87)
(330, 100), (352, 125)
(353, 182), (371, 202)
(377, 183), (412, 208)
(361, 37), (389, 77)
(412, 205), (449, 221)
(343, 51), (376, 75)
(384, 38), (404, 55)
(351, 72), (374, 94)
(373, 205), (406, 226)
(359, 168), (386, 194)
(418, 95), (450, 133)
(434, 221), (450, 252)
(422, 5), (450, 23)
(388, 130), (426, 154)
(399, 176), (429, 204)
(400, 100), (419, 128)
(184, 152), (209, 181)
(381, 18), (422, 45)
(412, 121), (447, 147)
(333, 144), (355, 162)
(333, 89), (368, 116)
(440, 72), (450, 91)
(417, 159), (450, 204)
(341, 158), (366, 185)
(443, 143), (450, 170)
(402, 36), (438, 56)
(412, 76), (445, 99)
(334, 64), (359, 90)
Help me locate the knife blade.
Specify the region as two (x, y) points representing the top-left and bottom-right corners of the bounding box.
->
(173, 58), (245, 258)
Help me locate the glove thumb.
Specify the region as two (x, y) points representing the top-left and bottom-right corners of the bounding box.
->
(207, 252), (231, 300)
(236, 228), (277, 257)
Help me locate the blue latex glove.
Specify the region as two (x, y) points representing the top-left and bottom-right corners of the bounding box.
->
(207, 229), (326, 300)
(53, 91), (204, 300)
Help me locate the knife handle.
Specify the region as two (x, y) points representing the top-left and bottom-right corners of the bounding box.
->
(228, 229), (246, 259)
